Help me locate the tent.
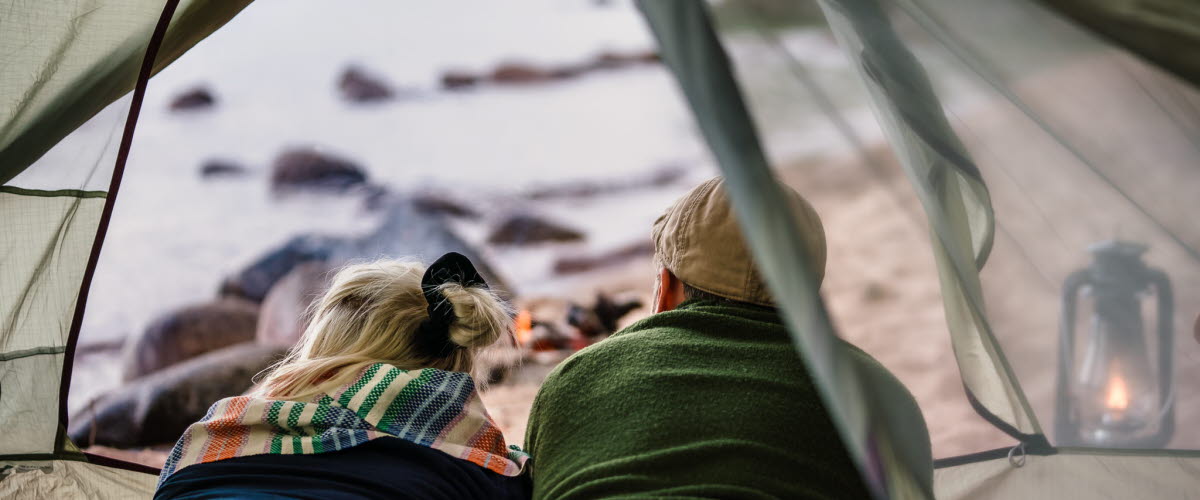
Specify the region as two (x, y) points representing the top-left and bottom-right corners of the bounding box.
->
(2, 0), (1198, 498)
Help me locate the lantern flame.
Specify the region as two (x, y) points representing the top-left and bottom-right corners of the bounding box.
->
(515, 309), (533, 346)
(1106, 375), (1130, 411)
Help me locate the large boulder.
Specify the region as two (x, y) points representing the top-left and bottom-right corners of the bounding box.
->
(349, 200), (512, 296)
(231, 197), (510, 314)
(256, 261), (335, 348)
(70, 343), (286, 449)
(338, 66), (395, 103)
(270, 148), (368, 192)
(121, 298), (260, 381)
(219, 234), (341, 303)
(487, 214), (585, 246)
(413, 192), (480, 220)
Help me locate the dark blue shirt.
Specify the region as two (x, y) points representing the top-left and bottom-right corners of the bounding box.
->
(155, 436), (531, 499)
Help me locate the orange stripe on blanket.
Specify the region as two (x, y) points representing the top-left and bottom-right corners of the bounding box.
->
(465, 426), (508, 475)
(200, 397), (252, 463)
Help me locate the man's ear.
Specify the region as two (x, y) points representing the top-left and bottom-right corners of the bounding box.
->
(654, 268), (683, 313)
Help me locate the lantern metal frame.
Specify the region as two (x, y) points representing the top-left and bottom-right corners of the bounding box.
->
(1055, 240), (1175, 448)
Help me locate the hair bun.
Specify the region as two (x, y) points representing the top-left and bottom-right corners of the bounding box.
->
(437, 283), (511, 349)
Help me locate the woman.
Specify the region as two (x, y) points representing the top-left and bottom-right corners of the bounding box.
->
(155, 253), (530, 499)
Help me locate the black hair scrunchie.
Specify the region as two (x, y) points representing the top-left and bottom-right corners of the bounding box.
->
(416, 252), (489, 358)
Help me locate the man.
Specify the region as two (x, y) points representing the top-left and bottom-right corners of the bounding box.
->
(524, 177), (932, 498)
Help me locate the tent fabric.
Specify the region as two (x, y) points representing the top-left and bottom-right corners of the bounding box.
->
(868, 0), (1200, 452)
(0, 192), (105, 456)
(636, 2), (932, 498)
(1038, 0), (1200, 87)
(813, 0), (1041, 440)
(933, 449), (1200, 499)
(0, 0), (249, 464)
(0, 459), (157, 499)
(0, 0), (252, 185)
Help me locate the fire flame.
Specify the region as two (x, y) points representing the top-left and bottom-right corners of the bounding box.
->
(1106, 375), (1130, 411)
(515, 309), (533, 346)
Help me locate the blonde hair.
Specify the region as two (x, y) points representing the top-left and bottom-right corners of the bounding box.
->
(255, 258), (512, 401)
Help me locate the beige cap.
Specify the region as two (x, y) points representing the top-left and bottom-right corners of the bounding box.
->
(652, 177), (826, 307)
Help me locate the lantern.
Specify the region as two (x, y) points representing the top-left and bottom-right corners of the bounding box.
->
(1055, 240), (1175, 447)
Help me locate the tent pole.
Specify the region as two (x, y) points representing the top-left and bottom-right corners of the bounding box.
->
(54, 0), (183, 460)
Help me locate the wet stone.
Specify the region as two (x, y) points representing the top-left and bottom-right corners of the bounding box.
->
(199, 159), (248, 178)
(487, 214), (585, 246)
(121, 298), (260, 381)
(338, 66), (395, 103)
(219, 234), (340, 303)
(169, 87), (216, 111)
(70, 343), (286, 449)
(270, 148), (368, 192)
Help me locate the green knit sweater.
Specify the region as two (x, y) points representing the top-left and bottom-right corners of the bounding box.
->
(524, 300), (931, 499)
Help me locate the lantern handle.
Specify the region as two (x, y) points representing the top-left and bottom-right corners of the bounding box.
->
(1054, 269), (1091, 446)
(1146, 268), (1175, 447)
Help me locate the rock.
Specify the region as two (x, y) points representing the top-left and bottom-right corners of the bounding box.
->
(70, 343), (286, 449)
(526, 164), (687, 200)
(546, 64), (586, 80)
(350, 200), (512, 296)
(634, 50), (661, 64)
(490, 62), (556, 84)
(486, 214), (585, 246)
(567, 293), (642, 339)
(553, 241), (654, 274)
(646, 164), (685, 185)
(256, 261), (335, 348)
(361, 184), (393, 211)
(199, 159), (248, 178)
(413, 192), (480, 219)
(338, 66), (395, 103)
(74, 338), (125, 358)
(589, 51), (634, 70)
(225, 195), (507, 302)
(232, 196), (510, 325)
(587, 50), (661, 71)
(270, 148), (368, 192)
(121, 298), (260, 381)
(441, 70), (480, 90)
(220, 234), (341, 303)
(169, 87), (216, 111)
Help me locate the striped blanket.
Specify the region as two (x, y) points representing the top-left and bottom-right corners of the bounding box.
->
(158, 363), (529, 487)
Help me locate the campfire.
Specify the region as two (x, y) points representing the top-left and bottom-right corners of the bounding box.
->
(511, 293), (644, 355)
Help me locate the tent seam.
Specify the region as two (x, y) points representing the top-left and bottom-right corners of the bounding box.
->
(0, 346), (66, 362)
(0, 186), (107, 198)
